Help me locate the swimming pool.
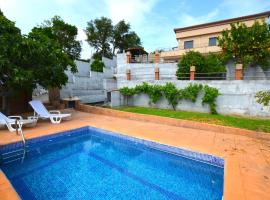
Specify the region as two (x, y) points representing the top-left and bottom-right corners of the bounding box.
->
(0, 126), (224, 200)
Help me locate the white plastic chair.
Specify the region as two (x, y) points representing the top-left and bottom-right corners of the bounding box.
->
(0, 112), (37, 133)
(29, 100), (71, 124)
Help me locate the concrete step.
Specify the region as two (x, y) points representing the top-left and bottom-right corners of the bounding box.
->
(79, 94), (106, 103)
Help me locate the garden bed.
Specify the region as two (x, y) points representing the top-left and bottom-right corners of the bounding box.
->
(116, 106), (270, 133)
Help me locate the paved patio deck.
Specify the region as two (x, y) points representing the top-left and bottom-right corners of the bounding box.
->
(0, 110), (269, 200)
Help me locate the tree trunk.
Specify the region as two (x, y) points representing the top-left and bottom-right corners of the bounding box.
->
(1, 95), (7, 114)
(1, 90), (32, 115)
(48, 87), (60, 106)
(112, 45), (116, 55)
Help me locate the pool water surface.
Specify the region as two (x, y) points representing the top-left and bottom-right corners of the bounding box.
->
(0, 126), (224, 200)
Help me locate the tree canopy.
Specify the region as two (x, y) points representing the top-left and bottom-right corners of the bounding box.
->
(112, 20), (141, 54)
(0, 10), (32, 93)
(0, 12), (81, 96)
(32, 16), (82, 60)
(218, 21), (270, 69)
(176, 51), (226, 80)
(90, 59), (105, 72)
(85, 17), (141, 58)
(85, 17), (113, 58)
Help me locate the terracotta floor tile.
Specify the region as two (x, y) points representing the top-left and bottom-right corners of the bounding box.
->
(0, 187), (20, 200)
(0, 111), (269, 200)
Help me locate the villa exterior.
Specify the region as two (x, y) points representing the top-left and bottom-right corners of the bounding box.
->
(161, 11), (270, 61)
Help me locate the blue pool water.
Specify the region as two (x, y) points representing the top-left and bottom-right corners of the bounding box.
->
(0, 127), (224, 200)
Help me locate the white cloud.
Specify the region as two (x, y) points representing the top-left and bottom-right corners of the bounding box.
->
(77, 28), (93, 59)
(179, 9), (219, 27)
(77, 28), (87, 41)
(220, 0), (270, 17)
(56, 0), (76, 5)
(105, 0), (158, 25)
(1, 0), (269, 57)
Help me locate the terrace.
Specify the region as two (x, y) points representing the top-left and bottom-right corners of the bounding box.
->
(1, 5), (270, 200)
(0, 108), (270, 200)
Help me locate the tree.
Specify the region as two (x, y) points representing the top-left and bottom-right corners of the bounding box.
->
(90, 59), (105, 72)
(85, 17), (142, 58)
(0, 11), (81, 113)
(112, 20), (141, 54)
(85, 17), (113, 58)
(32, 16), (81, 60)
(176, 51), (226, 80)
(0, 10), (31, 94)
(218, 21), (270, 69)
(30, 16), (81, 102)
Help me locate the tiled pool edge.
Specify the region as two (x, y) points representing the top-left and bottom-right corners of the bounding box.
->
(0, 126), (224, 168)
(88, 126), (224, 167)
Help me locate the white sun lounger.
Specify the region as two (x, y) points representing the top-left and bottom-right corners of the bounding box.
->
(29, 100), (71, 124)
(0, 112), (37, 133)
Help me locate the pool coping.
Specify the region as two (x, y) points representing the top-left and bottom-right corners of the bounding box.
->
(0, 125), (224, 200)
(0, 169), (21, 200)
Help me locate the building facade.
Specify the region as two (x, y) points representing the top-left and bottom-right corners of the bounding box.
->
(161, 11), (270, 61)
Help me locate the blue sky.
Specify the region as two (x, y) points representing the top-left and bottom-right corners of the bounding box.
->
(0, 0), (270, 59)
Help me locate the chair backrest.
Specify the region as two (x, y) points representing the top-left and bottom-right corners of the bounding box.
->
(0, 112), (17, 132)
(29, 100), (50, 117)
(0, 112), (10, 123)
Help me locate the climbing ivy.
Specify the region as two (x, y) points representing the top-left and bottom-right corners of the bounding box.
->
(180, 83), (203, 102)
(119, 82), (220, 114)
(119, 87), (136, 96)
(255, 91), (270, 106)
(162, 83), (180, 110)
(201, 85), (220, 114)
(148, 85), (163, 104)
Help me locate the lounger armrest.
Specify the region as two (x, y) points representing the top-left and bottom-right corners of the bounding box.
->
(8, 116), (23, 120)
(49, 110), (61, 114)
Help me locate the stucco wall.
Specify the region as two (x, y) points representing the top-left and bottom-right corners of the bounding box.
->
(113, 80), (270, 117)
(60, 59), (114, 103)
(175, 17), (268, 40)
(116, 53), (178, 81)
(116, 53), (269, 81)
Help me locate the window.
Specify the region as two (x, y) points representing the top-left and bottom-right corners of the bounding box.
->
(209, 37), (217, 46)
(184, 40), (193, 49)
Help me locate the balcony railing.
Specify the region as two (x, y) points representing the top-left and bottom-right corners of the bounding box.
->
(159, 43), (221, 58)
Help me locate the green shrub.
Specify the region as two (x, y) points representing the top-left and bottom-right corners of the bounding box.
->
(134, 82), (151, 94)
(90, 59), (104, 72)
(180, 83), (203, 102)
(162, 83), (180, 110)
(201, 85), (220, 114)
(176, 51), (205, 79)
(119, 82), (220, 114)
(176, 51), (226, 80)
(218, 21), (270, 68)
(255, 91), (270, 106)
(148, 84), (163, 104)
(119, 87), (136, 96)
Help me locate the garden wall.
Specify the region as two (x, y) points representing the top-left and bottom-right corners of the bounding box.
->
(60, 59), (115, 103)
(116, 53), (177, 81)
(112, 80), (270, 117)
(116, 53), (269, 81)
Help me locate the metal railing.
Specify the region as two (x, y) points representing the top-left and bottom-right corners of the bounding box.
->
(130, 54), (178, 64)
(177, 72), (227, 80)
(158, 42), (219, 52)
(130, 54), (155, 63)
(15, 119), (26, 148)
(126, 70), (270, 81)
(243, 71), (270, 80)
